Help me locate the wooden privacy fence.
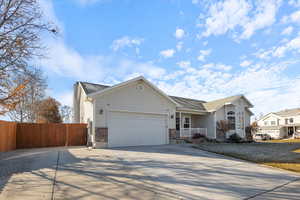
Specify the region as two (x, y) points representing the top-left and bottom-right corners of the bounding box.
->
(0, 121), (17, 152)
(0, 121), (87, 152)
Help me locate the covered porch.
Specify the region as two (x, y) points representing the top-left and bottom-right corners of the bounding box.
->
(175, 111), (208, 139)
(284, 125), (300, 138)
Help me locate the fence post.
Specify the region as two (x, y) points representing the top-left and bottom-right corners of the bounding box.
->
(65, 124), (69, 146)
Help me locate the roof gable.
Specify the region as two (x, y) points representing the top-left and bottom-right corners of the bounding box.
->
(87, 76), (179, 106)
(203, 95), (253, 112)
(258, 112), (280, 121)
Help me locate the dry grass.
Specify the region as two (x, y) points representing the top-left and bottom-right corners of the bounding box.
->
(195, 142), (300, 173)
(262, 139), (300, 143)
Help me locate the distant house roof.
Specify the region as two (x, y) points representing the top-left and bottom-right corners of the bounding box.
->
(274, 108), (300, 117)
(169, 96), (207, 112)
(259, 126), (283, 130)
(79, 82), (110, 95)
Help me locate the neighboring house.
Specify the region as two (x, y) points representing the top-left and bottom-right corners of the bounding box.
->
(257, 108), (300, 139)
(73, 76), (254, 147)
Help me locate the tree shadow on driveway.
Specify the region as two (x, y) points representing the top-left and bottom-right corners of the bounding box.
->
(1, 145), (300, 200)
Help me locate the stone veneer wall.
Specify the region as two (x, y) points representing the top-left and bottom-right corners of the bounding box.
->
(95, 127), (108, 143)
(169, 129), (176, 140)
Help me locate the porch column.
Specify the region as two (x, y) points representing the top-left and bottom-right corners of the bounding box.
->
(179, 112), (182, 138)
(294, 126), (296, 138)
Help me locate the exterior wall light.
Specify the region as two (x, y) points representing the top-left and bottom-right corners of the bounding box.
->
(99, 109), (103, 115)
(170, 115), (174, 119)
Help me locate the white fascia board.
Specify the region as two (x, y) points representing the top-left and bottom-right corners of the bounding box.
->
(87, 76), (179, 106)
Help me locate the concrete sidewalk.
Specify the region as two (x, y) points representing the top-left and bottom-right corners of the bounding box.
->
(0, 145), (300, 200)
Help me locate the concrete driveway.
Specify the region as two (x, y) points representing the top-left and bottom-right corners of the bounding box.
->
(0, 144), (300, 200)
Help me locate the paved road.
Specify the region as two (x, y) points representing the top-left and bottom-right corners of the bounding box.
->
(0, 145), (299, 200)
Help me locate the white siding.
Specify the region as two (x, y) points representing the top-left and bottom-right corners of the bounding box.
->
(257, 114), (300, 127)
(73, 83), (93, 123)
(214, 98), (252, 139)
(94, 81), (176, 129)
(192, 113), (215, 139)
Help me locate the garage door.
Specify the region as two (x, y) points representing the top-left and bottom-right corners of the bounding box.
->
(108, 111), (168, 147)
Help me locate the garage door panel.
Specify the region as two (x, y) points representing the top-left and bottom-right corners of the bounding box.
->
(108, 112), (167, 147)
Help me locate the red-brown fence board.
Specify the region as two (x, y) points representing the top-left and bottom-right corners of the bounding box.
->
(0, 121), (17, 152)
(0, 121), (87, 152)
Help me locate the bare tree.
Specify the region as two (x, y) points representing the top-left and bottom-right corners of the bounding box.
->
(8, 67), (47, 122)
(60, 105), (72, 123)
(0, 0), (56, 114)
(216, 120), (230, 140)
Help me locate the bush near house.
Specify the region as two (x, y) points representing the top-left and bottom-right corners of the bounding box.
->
(228, 133), (242, 143)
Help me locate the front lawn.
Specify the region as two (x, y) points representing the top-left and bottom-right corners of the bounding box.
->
(195, 140), (300, 173)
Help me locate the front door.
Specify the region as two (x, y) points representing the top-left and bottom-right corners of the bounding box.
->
(288, 127), (294, 136)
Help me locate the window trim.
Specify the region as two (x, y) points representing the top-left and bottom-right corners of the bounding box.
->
(227, 111), (236, 130)
(183, 116), (191, 129)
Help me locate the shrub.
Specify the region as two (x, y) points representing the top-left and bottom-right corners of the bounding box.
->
(228, 133), (242, 143)
(192, 133), (205, 139)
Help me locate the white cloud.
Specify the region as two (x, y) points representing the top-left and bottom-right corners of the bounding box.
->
(254, 49), (273, 60)
(176, 41), (183, 51)
(203, 63), (232, 71)
(240, 0), (281, 39)
(291, 10), (300, 22)
(202, 0), (251, 37)
(289, 0), (300, 7)
(111, 36), (144, 51)
(177, 60), (191, 69)
(192, 0), (199, 4)
(37, 37), (166, 84)
(281, 10), (300, 24)
(160, 49), (175, 58)
(201, 0), (282, 39)
(39, 0), (64, 33)
(156, 60), (300, 117)
(174, 28), (185, 39)
(273, 35), (300, 57)
(197, 49), (211, 61)
(240, 60), (252, 67)
(74, 0), (109, 6)
(55, 91), (73, 106)
(281, 26), (294, 35)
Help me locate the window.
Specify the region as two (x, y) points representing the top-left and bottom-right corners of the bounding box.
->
(176, 118), (180, 130)
(183, 117), (190, 128)
(271, 121), (276, 126)
(285, 118), (289, 124)
(290, 118), (294, 123)
(264, 121), (268, 126)
(227, 111), (235, 130)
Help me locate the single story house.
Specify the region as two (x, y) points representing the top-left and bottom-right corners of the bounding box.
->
(256, 108), (300, 139)
(73, 76), (254, 147)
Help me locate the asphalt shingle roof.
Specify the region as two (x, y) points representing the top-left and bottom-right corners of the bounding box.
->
(203, 95), (242, 111)
(168, 96), (207, 112)
(78, 81), (248, 113)
(79, 82), (110, 95)
(274, 108), (300, 117)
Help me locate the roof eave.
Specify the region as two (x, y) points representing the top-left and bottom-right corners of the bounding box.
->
(87, 76), (179, 106)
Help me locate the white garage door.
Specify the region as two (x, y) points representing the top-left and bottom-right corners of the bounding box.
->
(108, 111), (168, 147)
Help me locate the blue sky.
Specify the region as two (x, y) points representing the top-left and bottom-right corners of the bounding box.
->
(35, 0), (300, 118)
